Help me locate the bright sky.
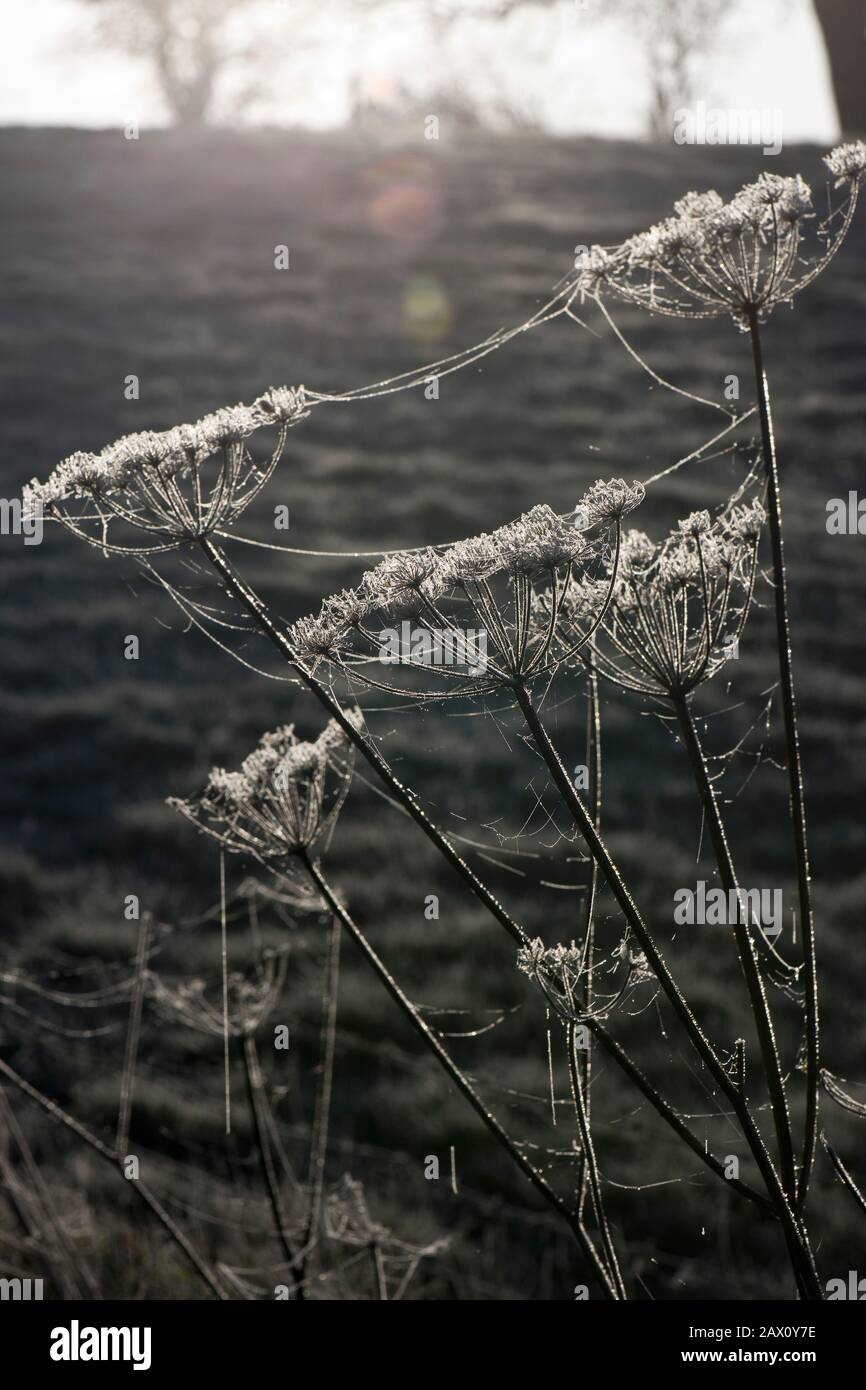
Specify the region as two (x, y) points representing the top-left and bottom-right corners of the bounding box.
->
(0, 0), (839, 140)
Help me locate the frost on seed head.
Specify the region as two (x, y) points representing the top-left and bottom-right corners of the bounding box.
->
(724, 497), (765, 543)
(578, 478), (645, 524)
(618, 529), (656, 574)
(678, 510), (713, 539)
(517, 938), (582, 979)
(572, 148), (863, 329)
(289, 612), (349, 662)
(360, 548), (444, 611)
(150, 951), (289, 1040)
(573, 245), (612, 295)
(517, 934), (653, 1023)
(169, 710), (360, 859)
(436, 533), (505, 586)
(300, 499), (621, 698)
(824, 140), (866, 187)
(495, 504), (586, 575)
(673, 190), (724, 222)
(23, 384), (307, 553)
(321, 587), (375, 631)
(588, 494), (764, 697)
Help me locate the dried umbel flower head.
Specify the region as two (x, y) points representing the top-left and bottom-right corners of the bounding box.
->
(324, 1174), (448, 1272)
(577, 478), (645, 526)
(576, 496), (765, 698)
(517, 934), (654, 1024)
(23, 385), (308, 555)
(573, 144), (866, 331)
(824, 141), (866, 187)
(289, 489), (639, 697)
(149, 949), (288, 1040)
(169, 710), (362, 861)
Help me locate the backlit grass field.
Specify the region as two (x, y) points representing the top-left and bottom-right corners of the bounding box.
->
(1, 125), (865, 1298)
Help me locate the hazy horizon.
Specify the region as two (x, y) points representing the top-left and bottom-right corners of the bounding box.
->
(0, 0), (840, 141)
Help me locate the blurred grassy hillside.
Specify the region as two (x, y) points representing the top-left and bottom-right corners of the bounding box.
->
(0, 126), (865, 1299)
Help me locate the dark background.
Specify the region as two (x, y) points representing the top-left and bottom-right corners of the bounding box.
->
(0, 125), (864, 1298)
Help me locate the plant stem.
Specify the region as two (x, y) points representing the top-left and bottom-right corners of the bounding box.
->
(0, 1086), (97, 1299)
(672, 691), (797, 1202)
(369, 1239), (387, 1301)
(585, 1020), (770, 1210)
(116, 912), (151, 1160)
(298, 911), (341, 1292)
(821, 1137), (866, 1219)
(196, 540), (789, 1222)
(747, 310), (819, 1210)
(513, 680), (821, 1298)
(297, 847), (620, 1299)
(241, 1033), (305, 1299)
(576, 668), (601, 1215)
(201, 538), (526, 948)
(566, 1023), (627, 1298)
(0, 1056), (228, 1300)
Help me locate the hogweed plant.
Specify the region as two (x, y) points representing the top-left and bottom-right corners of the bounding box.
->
(170, 715), (623, 1297)
(574, 141), (866, 1213)
(22, 386), (308, 556)
(291, 494), (823, 1296)
(18, 140), (866, 1300)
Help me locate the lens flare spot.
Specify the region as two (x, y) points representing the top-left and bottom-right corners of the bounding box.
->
(403, 275), (452, 344)
(365, 155), (443, 243)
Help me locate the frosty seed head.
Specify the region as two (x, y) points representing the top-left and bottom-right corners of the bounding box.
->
(573, 244), (612, 294)
(579, 494), (763, 698)
(678, 510), (713, 539)
(24, 385), (307, 554)
(579, 478), (645, 524)
(289, 612), (350, 663)
(320, 587), (375, 632)
(618, 529), (656, 575)
(302, 496), (623, 696)
(150, 950), (288, 1040)
(360, 548), (444, 610)
(572, 149), (863, 331)
(824, 140), (866, 187)
(724, 497), (766, 543)
(170, 711), (360, 859)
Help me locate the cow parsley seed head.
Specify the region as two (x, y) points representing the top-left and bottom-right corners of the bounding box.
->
(496, 504), (585, 575)
(618, 529), (656, 575)
(289, 611), (351, 663)
(320, 587), (374, 632)
(824, 140), (866, 187)
(579, 478), (645, 523)
(673, 190), (724, 221)
(573, 149), (863, 330)
(658, 537), (702, 590)
(725, 497), (766, 543)
(360, 548), (444, 611)
(306, 499), (620, 696)
(25, 384), (307, 555)
(254, 384), (308, 423)
(516, 937), (548, 974)
(678, 510), (713, 539)
(572, 494), (764, 697)
(150, 950), (288, 1040)
(573, 244), (612, 294)
(170, 712), (359, 860)
(436, 533), (505, 586)
(518, 933), (653, 1023)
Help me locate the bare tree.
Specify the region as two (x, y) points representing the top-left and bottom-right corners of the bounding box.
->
(603, 0), (730, 140)
(80, 0), (267, 127)
(431, 0), (733, 140)
(81, 0), (412, 129)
